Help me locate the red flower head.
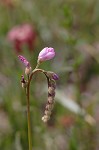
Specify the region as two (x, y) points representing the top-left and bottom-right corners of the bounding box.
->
(7, 24), (36, 53)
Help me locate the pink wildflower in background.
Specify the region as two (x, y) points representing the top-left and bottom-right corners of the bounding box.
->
(0, 0), (14, 8)
(7, 24), (36, 53)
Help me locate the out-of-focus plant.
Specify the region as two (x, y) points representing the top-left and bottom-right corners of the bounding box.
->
(18, 47), (58, 150)
(7, 24), (36, 53)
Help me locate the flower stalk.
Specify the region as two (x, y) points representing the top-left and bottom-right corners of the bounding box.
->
(26, 81), (32, 150)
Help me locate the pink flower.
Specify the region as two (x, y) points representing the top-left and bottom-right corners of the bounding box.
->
(18, 55), (30, 67)
(38, 47), (55, 62)
(18, 55), (32, 75)
(7, 24), (36, 53)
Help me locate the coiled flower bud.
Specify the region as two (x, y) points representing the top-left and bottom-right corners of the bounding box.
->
(42, 80), (56, 123)
(21, 75), (27, 88)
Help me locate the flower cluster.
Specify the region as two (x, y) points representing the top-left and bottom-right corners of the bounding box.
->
(18, 47), (58, 123)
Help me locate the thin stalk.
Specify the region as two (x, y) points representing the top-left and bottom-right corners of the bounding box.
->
(35, 61), (40, 69)
(26, 81), (32, 150)
(26, 68), (47, 150)
(28, 69), (45, 86)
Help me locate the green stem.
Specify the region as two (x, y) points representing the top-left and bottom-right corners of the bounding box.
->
(26, 82), (32, 150)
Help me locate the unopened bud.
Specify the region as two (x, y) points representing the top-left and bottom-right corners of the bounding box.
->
(25, 67), (32, 75)
(48, 96), (53, 104)
(38, 47), (55, 62)
(48, 87), (55, 95)
(42, 115), (50, 122)
(21, 82), (27, 88)
(21, 75), (27, 88)
(45, 71), (59, 80)
(45, 110), (51, 116)
(46, 104), (52, 110)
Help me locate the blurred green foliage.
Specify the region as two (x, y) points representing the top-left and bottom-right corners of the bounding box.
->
(0, 0), (99, 150)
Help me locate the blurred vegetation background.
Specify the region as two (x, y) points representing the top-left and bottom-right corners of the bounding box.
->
(0, 0), (99, 149)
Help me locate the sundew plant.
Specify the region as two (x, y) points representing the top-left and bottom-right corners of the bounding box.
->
(18, 47), (59, 150)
